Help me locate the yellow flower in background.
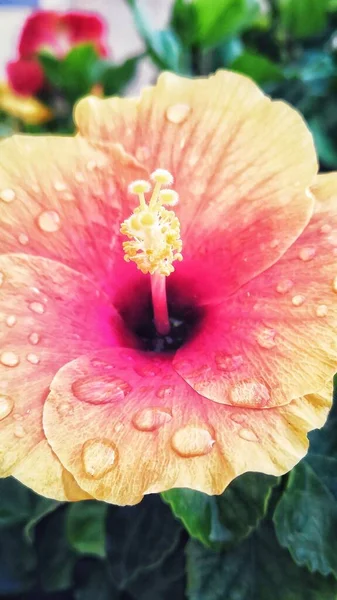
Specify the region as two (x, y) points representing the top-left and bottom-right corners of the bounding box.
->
(0, 83), (52, 126)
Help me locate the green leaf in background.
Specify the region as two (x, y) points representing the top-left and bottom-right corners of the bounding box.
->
(24, 496), (60, 543)
(0, 526), (37, 595)
(274, 458), (337, 577)
(230, 50), (284, 83)
(277, 0), (329, 38)
(126, 0), (188, 72)
(67, 501), (108, 558)
(75, 560), (119, 600)
(163, 473), (278, 549)
(101, 56), (140, 96)
(186, 521), (337, 600)
(309, 375), (337, 455)
(0, 477), (59, 532)
(172, 0), (261, 48)
(36, 508), (77, 592)
(106, 494), (182, 589)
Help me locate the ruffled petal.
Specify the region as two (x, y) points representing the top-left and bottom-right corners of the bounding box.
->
(75, 70), (317, 302)
(7, 59), (45, 96)
(0, 254), (129, 485)
(174, 173), (337, 407)
(0, 135), (147, 296)
(43, 349), (330, 505)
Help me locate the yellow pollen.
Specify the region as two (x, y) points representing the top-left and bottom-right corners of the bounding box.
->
(121, 169), (183, 276)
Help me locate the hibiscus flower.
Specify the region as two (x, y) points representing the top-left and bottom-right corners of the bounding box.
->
(0, 71), (336, 505)
(7, 10), (108, 97)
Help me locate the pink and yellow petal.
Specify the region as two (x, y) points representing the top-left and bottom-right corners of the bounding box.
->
(174, 173), (337, 407)
(0, 134), (147, 295)
(76, 70), (317, 302)
(43, 349), (330, 505)
(12, 440), (90, 501)
(0, 253), (128, 481)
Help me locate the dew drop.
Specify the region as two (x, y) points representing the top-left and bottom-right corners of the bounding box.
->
(156, 386), (174, 399)
(320, 224), (332, 234)
(0, 351), (19, 367)
(28, 332), (40, 345)
(72, 375), (132, 404)
(132, 407), (172, 431)
(276, 279), (293, 294)
(166, 103), (191, 124)
(0, 395), (14, 420)
(53, 181), (67, 192)
(256, 328), (276, 349)
(26, 353), (40, 365)
(0, 188), (15, 203)
(316, 304), (328, 318)
(298, 247), (316, 262)
(215, 353), (243, 372)
(332, 276), (337, 293)
(292, 294), (305, 307)
(29, 302), (45, 314)
(57, 402), (73, 417)
(6, 315), (16, 327)
(230, 381), (270, 408)
(14, 423), (25, 438)
(37, 210), (61, 233)
(82, 439), (117, 478)
(18, 233), (29, 245)
(134, 365), (160, 377)
(171, 426), (215, 457)
(239, 428), (258, 442)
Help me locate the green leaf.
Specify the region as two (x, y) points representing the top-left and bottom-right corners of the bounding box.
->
(0, 477), (59, 532)
(277, 0), (329, 39)
(75, 560), (119, 600)
(0, 526), (37, 594)
(67, 501), (108, 558)
(186, 521), (337, 600)
(230, 51), (284, 84)
(106, 495), (182, 589)
(173, 0), (261, 48)
(126, 0), (188, 72)
(24, 496), (60, 543)
(101, 56), (140, 96)
(308, 117), (337, 169)
(274, 458), (337, 577)
(162, 472), (278, 549)
(38, 52), (62, 88)
(309, 375), (337, 455)
(36, 508), (77, 592)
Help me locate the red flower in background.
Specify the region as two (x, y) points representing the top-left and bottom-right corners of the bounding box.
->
(7, 11), (108, 97)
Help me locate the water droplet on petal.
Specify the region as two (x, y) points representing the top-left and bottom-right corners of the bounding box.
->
(215, 353), (243, 372)
(72, 375), (132, 404)
(0, 395), (14, 420)
(166, 103), (191, 124)
(239, 428), (258, 442)
(29, 302), (45, 314)
(132, 407), (172, 431)
(0, 351), (19, 367)
(298, 247), (316, 261)
(29, 332), (40, 345)
(171, 426), (215, 457)
(37, 210), (61, 233)
(320, 224), (332, 234)
(14, 423), (25, 438)
(332, 276), (337, 293)
(134, 365), (160, 377)
(292, 295), (305, 307)
(0, 188), (15, 203)
(54, 181), (67, 192)
(256, 328), (276, 349)
(276, 279), (293, 294)
(156, 386), (174, 398)
(6, 315), (16, 327)
(26, 353), (40, 365)
(82, 439), (117, 478)
(18, 233), (29, 245)
(316, 304), (328, 317)
(230, 381), (270, 407)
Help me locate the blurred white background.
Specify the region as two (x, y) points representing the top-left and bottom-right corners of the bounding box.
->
(0, 0), (170, 86)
